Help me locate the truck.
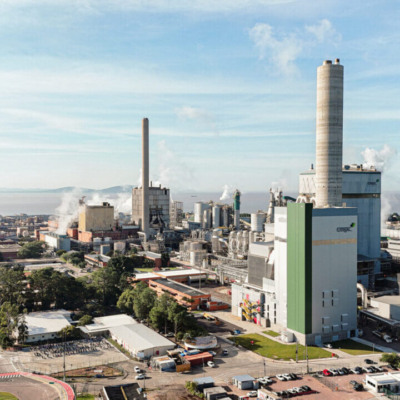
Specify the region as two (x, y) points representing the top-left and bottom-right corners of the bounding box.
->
(372, 330), (393, 343)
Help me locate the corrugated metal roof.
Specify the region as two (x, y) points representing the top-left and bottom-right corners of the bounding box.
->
(233, 374), (255, 382)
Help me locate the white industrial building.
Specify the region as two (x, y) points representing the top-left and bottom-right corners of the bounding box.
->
(79, 314), (138, 336)
(231, 59), (369, 345)
(369, 296), (400, 321)
(109, 323), (175, 359)
(43, 232), (71, 252)
(22, 310), (73, 343)
(299, 165), (381, 288)
(365, 372), (400, 394)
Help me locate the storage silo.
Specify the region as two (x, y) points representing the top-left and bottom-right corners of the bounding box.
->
(212, 205), (221, 228)
(251, 212), (266, 232)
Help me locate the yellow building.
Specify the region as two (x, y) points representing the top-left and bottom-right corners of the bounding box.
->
(78, 202), (114, 232)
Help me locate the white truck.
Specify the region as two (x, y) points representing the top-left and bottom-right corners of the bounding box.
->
(372, 330), (393, 343)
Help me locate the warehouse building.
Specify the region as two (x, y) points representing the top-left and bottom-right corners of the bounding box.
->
(22, 310), (73, 343)
(109, 323), (175, 359)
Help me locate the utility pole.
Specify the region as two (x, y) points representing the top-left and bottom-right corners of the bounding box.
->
(306, 343), (309, 374)
(296, 341), (298, 363)
(63, 331), (66, 382)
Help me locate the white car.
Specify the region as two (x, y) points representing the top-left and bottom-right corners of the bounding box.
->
(207, 361), (215, 368)
(329, 369), (338, 376)
(135, 374), (146, 380)
(208, 351), (217, 356)
(276, 374), (286, 381)
(134, 366), (141, 373)
(246, 391), (257, 397)
(283, 373), (292, 380)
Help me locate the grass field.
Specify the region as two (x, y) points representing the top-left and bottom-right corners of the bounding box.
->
(0, 393), (19, 400)
(77, 395), (94, 400)
(230, 333), (331, 361)
(263, 330), (280, 338)
(331, 339), (381, 355)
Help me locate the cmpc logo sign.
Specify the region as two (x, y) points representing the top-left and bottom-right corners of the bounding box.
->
(337, 222), (356, 233)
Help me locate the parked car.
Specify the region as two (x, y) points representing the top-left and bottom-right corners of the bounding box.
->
(246, 391), (257, 397)
(349, 380), (358, 386)
(341, 367), (350, 374)
(134, 366), (141, 373)
(233, 329), (242, 335)
(165, 332), (174, 337)
(207, 361), (215, 368)
(328, 368), (339, 376)
(351, 366), (362, 374)
(354, 383), (364, 391)
(323, 369), (332, 376)
(365, 358), (374, 364)
(326, 343), (333, 349)
(375, 366), (384, 372)
(208, 351), (217, 356)
(301, 385), (311, 392)
(276, 374), (287, 381)
(222, 349), (229, 356)
(135, 374), (146, 380)
(289, 373), (298, 380)
(283, 373), (293, 380)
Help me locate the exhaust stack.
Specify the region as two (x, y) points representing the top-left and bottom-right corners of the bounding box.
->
(142, 118), (150, 237)
(315, 59), (344, 208)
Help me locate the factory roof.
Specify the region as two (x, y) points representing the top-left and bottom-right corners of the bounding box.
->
(152, 278), (208, 297)
(109, 323), (174, 352)
(82, 314), (138, 334)
(233, 374), (255, 382)
(193, 377), (214, 385)
(366, 372), (400, 384)
(371, 296), (400, 306)
(25, 310), (72, 336)
(203, 387), (226, 395)
(160, 268), (203, 277)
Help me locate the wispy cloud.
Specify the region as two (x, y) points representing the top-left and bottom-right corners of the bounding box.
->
(175, 106), (218, 134)
(249, 19), (341, 75)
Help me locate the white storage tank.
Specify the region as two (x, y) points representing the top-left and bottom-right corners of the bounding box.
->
(251, 212), (266, 232)
(212, 205), (221, 228)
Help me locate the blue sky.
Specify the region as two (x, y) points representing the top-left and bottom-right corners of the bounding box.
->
(0, 0), (399, 193)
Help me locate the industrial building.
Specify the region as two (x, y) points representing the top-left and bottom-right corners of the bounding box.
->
(22, 310), (73, 343)
(148, 278), (211, 310)
(78, 202), (114, 232)
(42, 232), (71, 252)
(109, 323), (175, 359)
(231, 59), (365, 345)
(132, 119), (170, 236)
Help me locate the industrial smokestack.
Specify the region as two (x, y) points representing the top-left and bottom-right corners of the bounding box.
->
(315, 59), (344, 208)
(142, 118), (150, 238)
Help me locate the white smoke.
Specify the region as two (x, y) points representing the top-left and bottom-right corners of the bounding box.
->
(362, 144), (397, 171)
(153, 140), (195, 191)
(54, 189), (133, 234)
(220, 184), (231, 201)
(55, 189), (83, 234)
(381, 192), (400, 227)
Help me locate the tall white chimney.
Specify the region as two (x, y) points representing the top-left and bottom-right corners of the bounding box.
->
(142, 118), (150, 237)
(315, 58), (344, 208)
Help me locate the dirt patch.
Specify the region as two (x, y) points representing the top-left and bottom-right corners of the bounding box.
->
(52, 365), (123, 378)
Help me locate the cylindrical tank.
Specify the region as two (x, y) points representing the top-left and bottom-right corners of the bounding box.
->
(212, 205), (221, 228)
(251, 212), (266, 232)
(194, 202), (204, 223)
(203, 208), (211, 229)
(315, 59), (343, 208)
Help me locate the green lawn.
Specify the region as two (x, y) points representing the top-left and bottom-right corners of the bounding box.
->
(230, 333), (331, 361)
(331, 339), (381, 355)
(263, 330), (280, 338)
(0, 393), (19, 400)
(77, 395), (94, 400)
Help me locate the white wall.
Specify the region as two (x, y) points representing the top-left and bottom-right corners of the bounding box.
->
(311, 210), (358, 341)
(274, 207), (288, 329)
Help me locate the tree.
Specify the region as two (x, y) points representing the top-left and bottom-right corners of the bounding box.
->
(167, 301), (187, 335)
(56, 249), (67, 257)
(0, 265), (26, 307)
(17, 241), (46, 259)
(18, 316), (28, 344)
(90, 266), (120, 306)
(381, 353), (400, 367)
(0, 302), (21, 348)
(117, 288), (136, 314)
(78, 314), (93, 326)
(58, 325), (81, 340)
(161, 253), (170, 268)
(149, 293), (172, 333)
